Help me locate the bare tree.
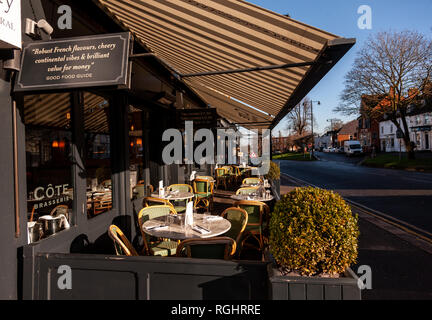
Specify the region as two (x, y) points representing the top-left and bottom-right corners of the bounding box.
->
(335, 30), (432, 159)
(325, 118), (344, 132)
(286, 97), (313, 136)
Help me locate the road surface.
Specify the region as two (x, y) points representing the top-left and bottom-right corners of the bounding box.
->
(277, 152), (432, 234)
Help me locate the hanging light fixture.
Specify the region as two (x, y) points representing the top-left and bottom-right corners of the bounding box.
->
(52, 140), (59, 148)
(136, 138), (142, 146)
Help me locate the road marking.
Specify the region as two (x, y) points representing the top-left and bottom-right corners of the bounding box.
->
(281, 172), (432, 246)
(403, 177), (432, 184)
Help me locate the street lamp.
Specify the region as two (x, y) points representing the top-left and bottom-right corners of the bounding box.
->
(304, 100), (321, 159)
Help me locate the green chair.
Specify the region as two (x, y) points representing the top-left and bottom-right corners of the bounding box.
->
(222, 166), (236, 189)
(167, 184), (193, 193)
(138, 205), (178, 257)
(234, 200), (270, 252)
(242, 177), (263, 186)
(215, 168), (228, 190)
(236, 187), (259, 195)
(133, 184), (154, 199)
(108, 225), (139, 256)
(193, 178), (214, 210)
(221, 207), (248, 257)
(167, 184), (193, 213)
(176, 237), (236, 260)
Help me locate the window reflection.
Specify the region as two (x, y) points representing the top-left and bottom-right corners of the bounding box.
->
(24, 93), (73, 241)
(129, 105), (147, 199)
(84, 92), (113, 218)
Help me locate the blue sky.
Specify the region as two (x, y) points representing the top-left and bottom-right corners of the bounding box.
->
(248, 0), (432, 135)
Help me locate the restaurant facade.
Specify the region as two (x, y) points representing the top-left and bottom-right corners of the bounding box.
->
(0, 0), (354, 299)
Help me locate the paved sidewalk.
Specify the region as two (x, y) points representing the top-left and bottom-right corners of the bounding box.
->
(281, 175), (432, 300)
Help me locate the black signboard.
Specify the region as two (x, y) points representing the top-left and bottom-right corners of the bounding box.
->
(177, 108), (218, 129)
(15, 32), (131, 92)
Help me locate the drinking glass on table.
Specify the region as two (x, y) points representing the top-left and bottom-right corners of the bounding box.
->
(165, 214), (175, 230)
(202, 211), (211, 230)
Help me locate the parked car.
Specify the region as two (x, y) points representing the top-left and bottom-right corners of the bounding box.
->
(344, 140), (362, 156)
(323, 147), (336, 153)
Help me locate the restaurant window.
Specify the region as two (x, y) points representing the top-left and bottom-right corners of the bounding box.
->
(129, 106), (147, 199)
(83, 92), (113, 218)
(24, 93), (73, 240)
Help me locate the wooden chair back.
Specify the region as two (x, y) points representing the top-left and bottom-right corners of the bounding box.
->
(236, 187), (259, 195)
(143, 197), (174, 208)
(234, 200), (270, 227)
(108, 225), (139, 256)
(176, 237), (236, 260)
(221, 207), (248, 244)
(138, 205), (177, 255)
(167, 184), (193, 193)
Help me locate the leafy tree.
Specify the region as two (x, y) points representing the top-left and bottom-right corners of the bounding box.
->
(336, 30), (432, 159)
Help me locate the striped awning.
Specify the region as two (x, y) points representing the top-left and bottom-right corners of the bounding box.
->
(94, 0), (355, 129)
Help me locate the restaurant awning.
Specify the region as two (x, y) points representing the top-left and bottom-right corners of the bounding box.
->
(94, 0), (355, 129)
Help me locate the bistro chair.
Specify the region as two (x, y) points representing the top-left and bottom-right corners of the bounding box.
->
(167, 184), (193, 193)
(234, 200), (270, 252)
(167, 184), (193, 213)
(143, 196), (174, 208)
(222, 166), (236, 188)
(49, 204), (70, 220)
(100, 179), (112, 189)
(242, 177), (263, 186)
(92, 195), (112, 216)
(215, 168), (228, 190)
(220, 207), (248, 257)
(236, 187), (259, 195)
(193, 178), (214, 211)
(133, 183), (154, 199)
(176, 237), (236, 260)
(108, 225), (139, 256)
(138, 205), (178, 257)
(226, 166), (241, 188)
(241, 167), (252, 178)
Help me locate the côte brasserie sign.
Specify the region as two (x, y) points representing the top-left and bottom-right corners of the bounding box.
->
(0, 0), (21, 49)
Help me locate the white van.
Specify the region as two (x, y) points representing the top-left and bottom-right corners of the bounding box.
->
(344, 140), (362, 156)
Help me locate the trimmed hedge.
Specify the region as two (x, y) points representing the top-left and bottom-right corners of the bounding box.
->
(269, 187), (359, 276)
(265, 161), (281, 180)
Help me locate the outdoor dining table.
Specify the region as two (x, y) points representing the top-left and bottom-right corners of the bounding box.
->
(230, 194), (274, 202)
(142, 213), (231, 240)
(240, 183), (271, 189)
(151, 191), (195, 201)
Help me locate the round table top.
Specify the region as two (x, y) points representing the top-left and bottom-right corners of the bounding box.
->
(151, 191), (195, 201)
(231, 194), (274, 202)
(142, 213), (231, 240)
(240, 184), (271, 189)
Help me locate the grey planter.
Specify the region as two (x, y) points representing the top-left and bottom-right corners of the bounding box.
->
(268, 265), (361, 300)
(270, 178), (281, 201)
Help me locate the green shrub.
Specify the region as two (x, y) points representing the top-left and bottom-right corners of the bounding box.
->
(269, 187), (359, 276)
(265, 161), (280, 180)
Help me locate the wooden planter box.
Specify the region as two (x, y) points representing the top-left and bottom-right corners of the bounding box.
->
(268, 265), (361, 300)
